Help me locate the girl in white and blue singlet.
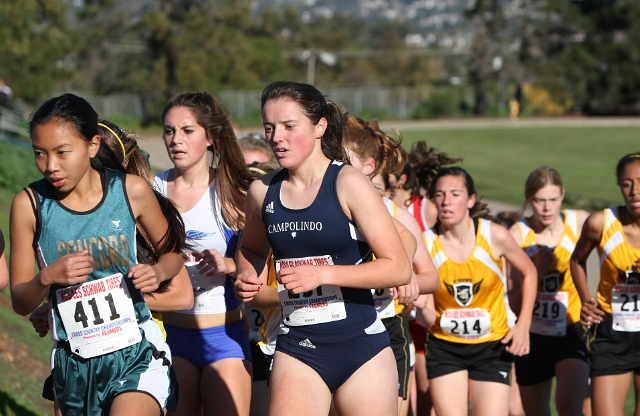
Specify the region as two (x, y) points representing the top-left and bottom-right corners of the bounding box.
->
(9, 93), (184, 416)
(236, 81), (412, 416)
(155, 92), (254, 416)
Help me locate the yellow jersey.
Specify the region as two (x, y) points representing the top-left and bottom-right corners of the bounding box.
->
(597, 207), (640, 316)
(426, 218), (508, 344)
(514, 210), (582, 332)
(256, 257), (282, 355)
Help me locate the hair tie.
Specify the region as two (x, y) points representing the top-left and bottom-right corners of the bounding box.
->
(98, 122), (126, 159)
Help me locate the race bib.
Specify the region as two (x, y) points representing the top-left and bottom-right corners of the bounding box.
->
(612, 284), (640, 332)
(56, 273), (141, 358)
(371, 288), (395, 319)
(440, 308), (491, 340)
(530, 291), (568, 336)
(186, 261), (226, 313)
(246, 307), (265, 342)
(276, 255), (346, 326)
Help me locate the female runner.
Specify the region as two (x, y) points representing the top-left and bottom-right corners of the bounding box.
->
(425, 166), (537, 416)
(571, 152), (640, 416)
(10, 93), (184, 415)
(387, 140), (461, 416)
(155, 92), (254, 416)
(344, 115), (438, 415)
(236, 81), (412, 416)
(510, 167), (589, 416)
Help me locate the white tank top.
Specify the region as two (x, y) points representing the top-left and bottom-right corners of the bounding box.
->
(155, 170), (240, 315)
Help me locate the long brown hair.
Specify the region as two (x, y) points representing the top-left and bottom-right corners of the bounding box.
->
(162, 92), (253, 230)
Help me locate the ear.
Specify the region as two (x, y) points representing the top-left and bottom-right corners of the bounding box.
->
(559, 188), (565, 201)
(397, 174), (408, 187)
(467, 193), (477, 210)
(362, 157), (376, 176)
(89, 135), (101, 158)
(316, 117), (328, 138)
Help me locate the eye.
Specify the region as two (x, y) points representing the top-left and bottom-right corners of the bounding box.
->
(33, 150), (44, 157)
(184, 129), (193, 134)
(164, 128), (174, 135)
(264, 126), (273, 133)
(285, 124), (295, 130)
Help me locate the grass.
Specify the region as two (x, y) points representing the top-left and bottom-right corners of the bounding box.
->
(401, 126), (640, 210)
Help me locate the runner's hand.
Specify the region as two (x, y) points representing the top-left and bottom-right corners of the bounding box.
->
(128, 264), (163, 293)
(502, 322), (530, 356)
(29, 303), (50, 337)
(40, 250), (93, 286)
(235, 273), (263, 303)
(195, 249), (232, 276)
(278, 265), (328, 294)
(580, 297), (603, 326)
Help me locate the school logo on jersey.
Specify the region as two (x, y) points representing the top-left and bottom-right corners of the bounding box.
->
(445, 279), (484, 307)
(111, 220), (122, 232)
(265, 201), (275, 214)
(186, 230), (217, 241)
(619, 268), (640, 285)
(541, 272), (564, 292)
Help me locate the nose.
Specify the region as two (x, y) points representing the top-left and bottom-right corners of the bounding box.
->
(45, 155), (59, 174)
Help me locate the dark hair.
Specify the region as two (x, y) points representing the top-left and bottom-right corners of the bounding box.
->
(616, 152), (640, 185)
(260, 81), (348, 163)
(97, 119), (189, 272)
(401, 141), (461, 206)
(344, 114), (405, 178)
(162, 92), (253, 230)
(431, 166), (490, 218)
(29, 93), (123, 173)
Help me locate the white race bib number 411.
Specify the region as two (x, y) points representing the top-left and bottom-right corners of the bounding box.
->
(56, 273), (141, 358)
(276, 255), (346, 326)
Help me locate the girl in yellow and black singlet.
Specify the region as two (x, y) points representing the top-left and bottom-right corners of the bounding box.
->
(571, 153), (640, 416)
(511, 167), (590, 416)
(424, 167), (537, 416)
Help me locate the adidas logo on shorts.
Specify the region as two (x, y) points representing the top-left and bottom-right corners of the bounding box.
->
(265, 201), (275, 214)
(299, 338), (316, 349)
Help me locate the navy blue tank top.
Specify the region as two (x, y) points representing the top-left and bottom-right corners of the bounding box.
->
(263, 160), (377, 331)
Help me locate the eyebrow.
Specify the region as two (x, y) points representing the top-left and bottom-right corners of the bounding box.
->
(32, 143), (72, 151)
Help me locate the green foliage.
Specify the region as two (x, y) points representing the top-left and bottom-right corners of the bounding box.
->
(412, 89), (471, 119)
(0, 141), (40, 194)
(0, 0), (73, 104)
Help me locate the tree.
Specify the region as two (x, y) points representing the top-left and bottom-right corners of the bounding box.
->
(0, 0), (73, 104)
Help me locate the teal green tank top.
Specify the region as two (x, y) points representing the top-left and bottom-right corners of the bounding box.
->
(31, 169), (150, 341)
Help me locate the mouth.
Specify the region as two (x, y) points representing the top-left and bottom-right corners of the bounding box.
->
(171, 150), (186, 159)
(273, 148), (287, 157)
(49, 177), (65, 188)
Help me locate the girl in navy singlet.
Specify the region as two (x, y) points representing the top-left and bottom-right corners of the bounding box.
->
(235, 81), (412, 416)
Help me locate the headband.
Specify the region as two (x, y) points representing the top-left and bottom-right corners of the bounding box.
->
(98, 122), (126, 159)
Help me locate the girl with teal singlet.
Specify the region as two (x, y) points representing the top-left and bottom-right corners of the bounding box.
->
(9, 93), (184, 416)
